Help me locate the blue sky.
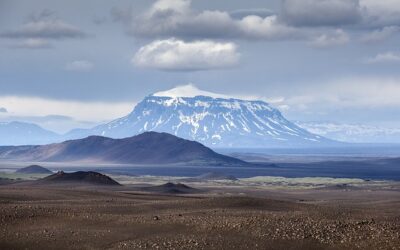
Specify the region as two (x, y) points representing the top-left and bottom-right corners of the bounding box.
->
(1, 0), (400, 133)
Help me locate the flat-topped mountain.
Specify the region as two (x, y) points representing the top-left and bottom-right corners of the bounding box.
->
(41, 171), (120, 186)
(66, 85), (336, 148)
(0, 132), (245, 165)
(16, 165), (52, 174)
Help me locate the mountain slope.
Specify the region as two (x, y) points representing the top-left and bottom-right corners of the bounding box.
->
(0, 132), (245, 165)
(67, 85), (334, 148)
(0, 121), (59, 146)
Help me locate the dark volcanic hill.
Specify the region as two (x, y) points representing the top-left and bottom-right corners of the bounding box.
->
(142, 182), (198, 194)
(41, 171), (120, 186)
(16, 165), (52, 174)
(0, 132), (246, 165)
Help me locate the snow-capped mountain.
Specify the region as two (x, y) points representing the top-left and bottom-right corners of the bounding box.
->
(296, 121), (400, 143)
(67, 85), (333, 147)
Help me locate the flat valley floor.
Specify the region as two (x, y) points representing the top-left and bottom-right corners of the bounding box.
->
(0, 183), (399, 250)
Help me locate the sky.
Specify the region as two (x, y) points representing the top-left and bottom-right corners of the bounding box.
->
(1, 0), (400, 133)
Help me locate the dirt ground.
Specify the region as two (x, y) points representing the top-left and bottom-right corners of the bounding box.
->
(0, 184), (399, 250)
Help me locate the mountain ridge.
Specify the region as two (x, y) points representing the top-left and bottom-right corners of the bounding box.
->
(0, 121), (60, 146)
(0, 85), (340, 148)
(296, 121), (400, 143)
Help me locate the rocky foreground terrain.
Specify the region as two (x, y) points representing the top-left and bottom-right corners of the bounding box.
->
(0, 184), (399, 250)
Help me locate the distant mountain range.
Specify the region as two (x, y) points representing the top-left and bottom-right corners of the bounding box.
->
(0, 132), (245, 165)
(296, 121), (400, 143)
(16, 165), (52, 174)
(8, 85), (400, 147)
(0, 121), (59, 145)
(64, 85), (334, 148)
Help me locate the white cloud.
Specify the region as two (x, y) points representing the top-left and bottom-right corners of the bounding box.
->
(150, 0), (190, 15)
(365, 52), (400, 64)
(238, 15), (304, 40)
(65, 60), (94, 72)
(0, 96), (133, 123)
(229, 8), (275, 19)
(310, 29), (350, 48)
(133, 39), (240, 71)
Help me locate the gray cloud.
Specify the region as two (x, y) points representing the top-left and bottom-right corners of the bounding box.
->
(281, 0), (362, 27)
(126, 0), (306, 41)
(110, 0), (400, 46)
(360, 26), (399, 43)
(0, 10), (87, 40)
(1, 20), (86, 39)
(110, 6), (134, 23)
(280, 0), (400, 30)
(0, 108), (7, 113)
(361, 0), (400, 28)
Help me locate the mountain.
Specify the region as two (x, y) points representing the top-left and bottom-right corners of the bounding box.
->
(66, 85), (334, 148)
(16, 165), (52, 174)
(0, 132), (245, 165)
(296, 121), (400, 143)
(0, 121), (60, 146)
(41, 171), (120, 186)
